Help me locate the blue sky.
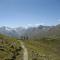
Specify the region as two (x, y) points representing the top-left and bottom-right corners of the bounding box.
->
(0, 0), (60, 27)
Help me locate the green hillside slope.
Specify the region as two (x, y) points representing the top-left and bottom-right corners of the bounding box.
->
(23, 37), (60, 60)
(0, 34), (23, 60)
(0, 34), (60, 60)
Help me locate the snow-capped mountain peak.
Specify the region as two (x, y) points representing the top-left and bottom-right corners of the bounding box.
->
(5, 27), (13, 31)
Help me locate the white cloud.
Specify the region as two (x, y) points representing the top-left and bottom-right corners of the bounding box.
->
(34, 23), (45, 27)
(54, 18), (60, 25)
(26, 23), (45, 28)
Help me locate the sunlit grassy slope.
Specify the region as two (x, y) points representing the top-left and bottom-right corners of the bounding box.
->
(0, 34), (23, 60)
(23, 37), (60, 60)
(0, 34), (60, 60)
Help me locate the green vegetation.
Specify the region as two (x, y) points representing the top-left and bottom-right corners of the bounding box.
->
(0, 33), (60, 60)
(0, 34), (23, 60)
(23, 37), (60, 60)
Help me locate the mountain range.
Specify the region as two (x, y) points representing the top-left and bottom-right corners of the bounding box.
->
(0, 24), (60, 39)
